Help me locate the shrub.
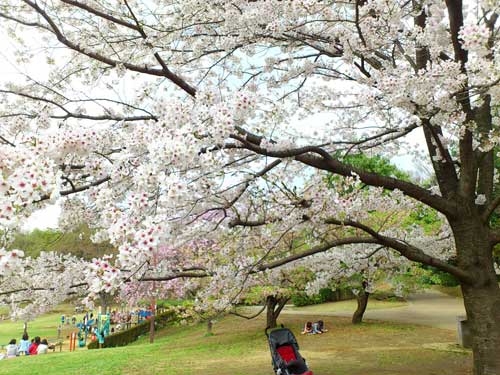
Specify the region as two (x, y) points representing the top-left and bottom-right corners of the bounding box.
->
(371, 291), (405, 302)
(88, 310), (175, 349)
(419, 265), (460, 287)
(291, 288), (355, 307)
(318, 288), (334, 302)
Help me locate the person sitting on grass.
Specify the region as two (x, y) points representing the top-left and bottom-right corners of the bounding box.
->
(28, 336), (40, 355)
(311, 320), (328, 334)
(317, 320), (328, 333)
(37, 339), (49, 354)
(18, 333), (30, 355)
(301, 321), (313, 334)
(5, 339), (18, 358)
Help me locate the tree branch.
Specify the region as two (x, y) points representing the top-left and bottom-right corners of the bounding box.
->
(483, 196), (500, 222)
(36, 175), (111, 203)
(230, 134), (456, 216)
(324, 217), (474, 284)
(229, 304), (266, 320)
(21, 0), (196, 96)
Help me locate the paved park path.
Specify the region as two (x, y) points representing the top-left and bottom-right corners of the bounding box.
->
(282, 290), (466, 330)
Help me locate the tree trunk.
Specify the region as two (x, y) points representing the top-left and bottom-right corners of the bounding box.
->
(149, 300), (156, 344)
(149, 314), (155, 343)
(207, 320), (213, 335)
(352, 283), (370, 324)
(452, 218), (500, 375)
(461, 283), (500, 375)
(266, 296), (289, 328)
(266, 296), (278, 328)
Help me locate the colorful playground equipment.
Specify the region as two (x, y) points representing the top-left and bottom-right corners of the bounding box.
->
(67, 307), (155, 350)
(95, 312), (111, 346)
(72, 311), (112, 348)
(137, 309), (152, 324)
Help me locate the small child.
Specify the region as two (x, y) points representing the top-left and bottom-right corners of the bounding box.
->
(301, 321), (313, 334)
(317, 320), (328, 332)
(5, 339), (18, 358)
(18, 333), (30, 355)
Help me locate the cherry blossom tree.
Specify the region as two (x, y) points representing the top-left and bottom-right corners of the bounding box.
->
(0, 1), (499, 374)
(0, 251), (87, 320)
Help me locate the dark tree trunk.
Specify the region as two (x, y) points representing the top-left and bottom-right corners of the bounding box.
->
(266, 296), (278, 328)
(462, 283), (500, 375)
(207, 319), (213, 335)
(266, 296), (288, 328)
(352, 282), (370, 324)
(452, 218), (500, 375)
(149, 300), (156, 344)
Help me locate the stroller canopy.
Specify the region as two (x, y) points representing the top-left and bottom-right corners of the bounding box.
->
(267, 327), (313, 375)
(269, 328), (300, 350)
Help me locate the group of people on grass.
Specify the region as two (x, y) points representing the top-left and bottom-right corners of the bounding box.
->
(2, 334), (52, 359)
(301, 320), (328, 335)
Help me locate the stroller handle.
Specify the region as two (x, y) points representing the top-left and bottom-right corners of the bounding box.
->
(265, 324), (285, 337)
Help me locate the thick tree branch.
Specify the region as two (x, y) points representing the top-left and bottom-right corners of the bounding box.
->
(21, 0), (196, 97)
(324, 217), (474, 284)
(483, 196), (500, 223)
(230, 134), (456, 216)
(229, 304), (266, 320)
(137, 237), (379, 282)
(36, 175), (111, 202)
(139, 271), (209, 282)
(256, 237), (380, 271)
(60, 0), (140, 31)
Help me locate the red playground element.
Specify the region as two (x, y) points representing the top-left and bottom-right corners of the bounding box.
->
(69, 332), (77, 352)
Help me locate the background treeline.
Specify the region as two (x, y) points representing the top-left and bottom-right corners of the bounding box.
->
(8, 224), (116, 260)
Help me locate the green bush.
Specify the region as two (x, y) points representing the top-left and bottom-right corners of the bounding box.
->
(318, 288), (334, 301)
(291, 288), (355, 307)
(434, 272), (460, 287)
(291, 293), (321, 307)
(419, 265), (460, 287)
(371, 291), (406, 302)
(88, 310), (175, 349)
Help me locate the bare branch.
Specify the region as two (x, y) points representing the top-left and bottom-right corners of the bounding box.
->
(229, 305), (266, 320)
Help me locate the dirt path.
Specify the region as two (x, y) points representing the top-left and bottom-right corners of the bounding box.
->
(282, 290), (466, 330)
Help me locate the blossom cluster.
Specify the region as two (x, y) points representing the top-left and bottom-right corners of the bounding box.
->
(0, 248), (24, 276)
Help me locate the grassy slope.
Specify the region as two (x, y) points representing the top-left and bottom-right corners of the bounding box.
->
(0, 305), (90, 349)
(0, 313), (471, 375)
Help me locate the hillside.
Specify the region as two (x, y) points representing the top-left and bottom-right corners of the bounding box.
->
(0, 313), (470, 375)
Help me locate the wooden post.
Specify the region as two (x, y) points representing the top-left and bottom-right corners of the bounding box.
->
(149, 249), (158, 344)
(69, 332), (76, 352)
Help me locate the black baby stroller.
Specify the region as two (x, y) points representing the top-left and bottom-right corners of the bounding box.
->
(265, 326), (313, 375)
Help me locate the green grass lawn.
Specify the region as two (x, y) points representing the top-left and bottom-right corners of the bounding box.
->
(0, 312), (471, 375)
